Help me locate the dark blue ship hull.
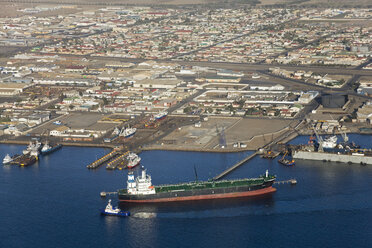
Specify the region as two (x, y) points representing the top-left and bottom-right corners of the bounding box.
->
(100, 210), (130, 217)
(41, 144), (62, 155)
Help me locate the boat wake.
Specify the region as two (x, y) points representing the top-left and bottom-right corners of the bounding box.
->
(132, 212), (157, 219)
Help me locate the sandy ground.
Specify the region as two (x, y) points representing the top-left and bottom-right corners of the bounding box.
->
(152, 117), (295, 151)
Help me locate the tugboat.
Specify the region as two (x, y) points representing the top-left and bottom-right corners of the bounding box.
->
(101, 199), (130, 217)
(41, 141), (62, 155)
(127, 152), (141, 169)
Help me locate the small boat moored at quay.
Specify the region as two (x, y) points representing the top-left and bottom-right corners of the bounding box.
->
(278, 158), (295, 166)
(101, 199), (130, 217)
(41, 141), (62, 155)
(278, 151), (295, 166)
(127, 152), (141, 169)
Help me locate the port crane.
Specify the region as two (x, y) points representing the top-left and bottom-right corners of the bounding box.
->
(216, 125), (226, 148)
(312, 127), (324, 152)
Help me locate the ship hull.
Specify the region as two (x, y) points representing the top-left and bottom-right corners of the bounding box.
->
(278, 159), (295, 166)
(155, 115), (167, 120)
(119, 181), (275, 203)
(100, 210), (130, 217)
(123, 132), (135, 139)
(41, 144), (62, 155)
(293, 150), (372, 165)
(127, 163), (139, 169)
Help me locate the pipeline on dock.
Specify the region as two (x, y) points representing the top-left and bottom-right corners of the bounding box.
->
(213, 151), (258, 181)
(274, 179), (297, 185)
(100, 191), (118, 197)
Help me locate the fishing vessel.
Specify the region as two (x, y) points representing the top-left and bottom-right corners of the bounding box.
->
(154, 111), (168, 120)
(118, 168), (276, 203)
(41, 141), (62, 155)
(127, 152), (141, 169)
(119, 126), (136, 138)
(101, 199), (130, 217)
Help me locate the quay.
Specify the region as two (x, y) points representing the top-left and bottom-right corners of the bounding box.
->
(274, 179), (297, 185)
(213, 151), (258, 180)
(100, 192), (118, 197)
(212, 121), (305, 181)
(293, 150), (372, 165)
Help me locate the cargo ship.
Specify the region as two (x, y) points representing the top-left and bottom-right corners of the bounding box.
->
(118, 168), (276, 203)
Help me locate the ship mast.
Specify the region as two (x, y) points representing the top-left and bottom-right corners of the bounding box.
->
(193, 165), (198, 182)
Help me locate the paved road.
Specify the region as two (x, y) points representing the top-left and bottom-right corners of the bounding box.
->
(168, 89), (207, 114)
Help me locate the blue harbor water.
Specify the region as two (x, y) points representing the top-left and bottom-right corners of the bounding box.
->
(0, 134), (372, 248)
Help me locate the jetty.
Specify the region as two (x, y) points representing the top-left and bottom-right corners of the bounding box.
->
(213, 151), (258, 180)
(100, 191), (118, 197)
(274, 179), (297, 185)
(106, 151), (129, 170)
(87, 151), (119, 169)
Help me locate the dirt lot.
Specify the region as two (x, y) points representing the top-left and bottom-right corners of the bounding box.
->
(28, 112), (117, 137)
(151, 116), (295, 151)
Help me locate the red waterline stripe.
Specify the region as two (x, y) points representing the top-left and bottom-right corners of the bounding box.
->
(119, 187), (276, 203)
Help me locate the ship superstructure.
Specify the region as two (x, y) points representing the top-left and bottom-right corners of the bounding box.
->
(127, 153), (141, 169)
